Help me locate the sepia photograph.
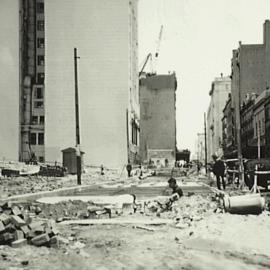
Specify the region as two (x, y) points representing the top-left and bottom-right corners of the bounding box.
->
(0, 0), (270, 269)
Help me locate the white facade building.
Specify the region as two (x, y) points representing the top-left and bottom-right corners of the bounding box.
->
(207, 75), (231, 161)
(45, 0), (139, 168)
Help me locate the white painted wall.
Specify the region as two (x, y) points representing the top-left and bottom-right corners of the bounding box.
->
(45, 0), (134, 168)
(0, 0), (19, 161)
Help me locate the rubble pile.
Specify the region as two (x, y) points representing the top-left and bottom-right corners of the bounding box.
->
(170, 195), (221, 228)
(0, 201), (59, 248)
(36, 200), (112, 221)
(143, 194), (220, 228)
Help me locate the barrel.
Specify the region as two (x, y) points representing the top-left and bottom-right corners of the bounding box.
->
(223, 194), (265, 215)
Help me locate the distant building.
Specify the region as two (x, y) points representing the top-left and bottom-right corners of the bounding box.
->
(231, 20), (270, 153)
(253, 90), (270, 158)
(240, 94), (257, 159)
(207, 75), (231, 161)
(265, 95), (270, 156)
(239, 90), (270, 159)
(139, 73), (177, 166)
(196, 133), (205, 164)
(222, 94), (236, 158)
(45, 0), (139, 168)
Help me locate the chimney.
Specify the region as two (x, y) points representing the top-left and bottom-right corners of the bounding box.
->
(263, 19), (270, 48)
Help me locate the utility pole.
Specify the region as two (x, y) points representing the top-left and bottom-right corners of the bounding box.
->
(74, 47), (81, 185)
(257, 122), (261, 158)
(234, 49), (244, 185)
(204, 113), (208, 173)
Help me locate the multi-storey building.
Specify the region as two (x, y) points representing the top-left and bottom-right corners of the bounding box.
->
(265, 95), (270, 156)
(231, 20), (270, 154)
(0, 1), (20, 162)
(240, 94), (257, 159)
(139, 73), (177, 166)
(222, 94), (236, 158)
(19, 0), (45, 163)
(0, 0), (139, 169)
(253, 90), (270, 158)
(45, 0), (139, 168)
(207, 75), (231, 161)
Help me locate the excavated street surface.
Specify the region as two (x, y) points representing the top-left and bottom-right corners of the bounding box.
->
(1, 168), (270, 270)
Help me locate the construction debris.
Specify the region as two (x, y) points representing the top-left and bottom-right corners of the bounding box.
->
(0, 201), (59, 248)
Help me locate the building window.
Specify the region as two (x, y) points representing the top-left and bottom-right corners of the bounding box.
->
(30, 133), (36, 145)
(37, 73), (44, 84)
(40, 116), (44, 124)
(35, 87), (43, 99)
(37, 20), (44, 31)
(37, 55), (44, 66)
(37, 38), (45, 49)
(31, 116), (38, 125)
(131, 120), (138, 145)
(38, 133), (44, 145)
(36, 2), (44, 13)
(39, 156), (44, 162)
(34, 101), (44, 108)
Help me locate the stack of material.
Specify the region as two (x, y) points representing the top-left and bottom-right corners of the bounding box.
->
(0, 201), (59, 248)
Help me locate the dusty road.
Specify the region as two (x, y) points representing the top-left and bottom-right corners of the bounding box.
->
(1, 214), (270, 270)
(1, 171), (270, 270)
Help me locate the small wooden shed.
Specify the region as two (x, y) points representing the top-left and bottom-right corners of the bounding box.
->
(62, 147), (85, 174)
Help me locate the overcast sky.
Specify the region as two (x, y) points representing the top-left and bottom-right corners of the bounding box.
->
(138, 0), (270, 155)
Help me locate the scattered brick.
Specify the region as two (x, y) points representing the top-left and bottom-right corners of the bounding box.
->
(11, 206), (22, 216)
(11, 215), (26, 227)
(31, 233), (50, 246)
(11, 239), (27, 248)
(0, 213), (11, 225)
(14, 230), (24, 240)
(0, 221), (5, 233)
(20, 225), (30, 235)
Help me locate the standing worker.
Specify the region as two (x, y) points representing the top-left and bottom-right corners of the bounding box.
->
(126, 160), (132, 178)
(212, 154), (226, 190)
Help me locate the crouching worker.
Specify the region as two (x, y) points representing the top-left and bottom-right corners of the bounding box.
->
(161, 178), (183, 211)
(168, 177), (183, 199)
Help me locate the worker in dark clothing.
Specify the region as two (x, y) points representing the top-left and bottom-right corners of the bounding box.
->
(212, 155), (226, 190)
(126, 161), (132, 178)
(168, 177), (183, 199)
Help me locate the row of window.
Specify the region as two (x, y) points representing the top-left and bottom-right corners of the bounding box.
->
(37, 73), (44, 84)
(131, 120), (139, 145)
(37, 38), (44, 49)
(31, 115), (44, 125)
(37, 55), (44, 66)
(30, 132), (44, 145)
(37, 20), (44, 31)
(36, 2), (44, 14)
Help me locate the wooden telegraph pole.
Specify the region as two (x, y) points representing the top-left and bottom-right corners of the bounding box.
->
(74, 48), (81, 185)
(204, 113), (208, 173)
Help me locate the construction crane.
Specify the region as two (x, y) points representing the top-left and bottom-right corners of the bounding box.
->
(139, 25), (163, 77)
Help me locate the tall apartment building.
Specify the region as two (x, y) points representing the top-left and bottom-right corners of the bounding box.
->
(19, 0), (45, 163)
(45, 0), (139, 168)
(0, 1), (20, 161)
(231, 20), (270, 151)
(207, 75), (231, 161)
(139, 73), (177, 166)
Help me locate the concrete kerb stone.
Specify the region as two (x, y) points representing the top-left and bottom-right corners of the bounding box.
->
(0, 184), (101, 203)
